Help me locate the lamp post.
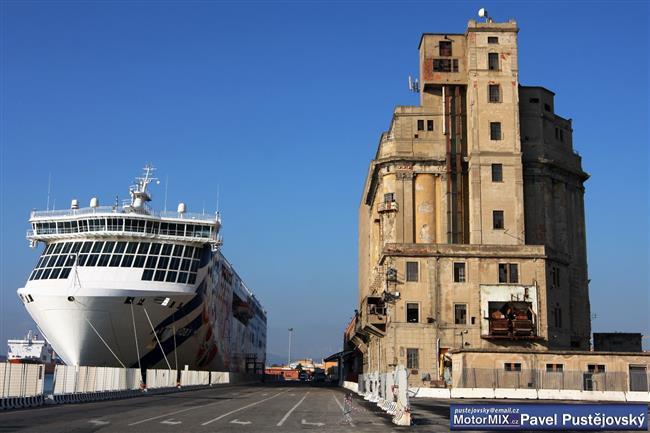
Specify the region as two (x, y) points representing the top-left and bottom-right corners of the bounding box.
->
(288, 328), (293, 367)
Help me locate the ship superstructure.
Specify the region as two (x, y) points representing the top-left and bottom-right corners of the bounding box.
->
(18, 165), (266, 372)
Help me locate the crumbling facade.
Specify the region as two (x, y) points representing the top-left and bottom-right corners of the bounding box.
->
(348, 18), (591, 386)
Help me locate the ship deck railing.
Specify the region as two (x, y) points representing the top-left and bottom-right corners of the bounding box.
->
(30, 207), (219, 224)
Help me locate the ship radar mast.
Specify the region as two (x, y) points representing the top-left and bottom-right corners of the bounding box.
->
(125, 164), (159, 213)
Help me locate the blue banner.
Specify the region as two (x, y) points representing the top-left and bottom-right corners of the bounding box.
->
(450, 403), (648, 430)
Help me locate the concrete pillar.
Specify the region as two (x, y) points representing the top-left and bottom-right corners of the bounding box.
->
(414, 173), (436, 243)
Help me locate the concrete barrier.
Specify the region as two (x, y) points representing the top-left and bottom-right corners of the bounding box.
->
(494, 388), (538, 399)
(625, 392), (650, 403)
(1, 363), (45, 410)
(343, 381), (358, 393)
(450, 387), (496, 399)
(409, 387), (451, 399)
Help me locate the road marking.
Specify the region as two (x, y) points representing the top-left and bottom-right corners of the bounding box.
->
(230, 419), (252, 425)
(276, 392), (309, 427)
(301, 419), (325, 427)
(129, 391), (259, 426)
(161, 419), (182, 425)
(202, 390), (288, 426)
(89, 419), (110, 426)
(331, 393), (344, 412)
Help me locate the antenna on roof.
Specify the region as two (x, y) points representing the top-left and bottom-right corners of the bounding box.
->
(46, 172), (52, 210)
(216, 184), (220, 215)
(408, 75), (420, 93)
(164, 175), (169, 212)
(478, 8), (492, 22)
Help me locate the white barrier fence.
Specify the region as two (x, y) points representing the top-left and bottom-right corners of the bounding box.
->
(355, 366), (411, 426)
(0, 363), (45, 410)
(0, 362), (258, 410)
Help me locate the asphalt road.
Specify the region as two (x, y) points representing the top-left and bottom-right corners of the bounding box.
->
(0, 382), (405, 433)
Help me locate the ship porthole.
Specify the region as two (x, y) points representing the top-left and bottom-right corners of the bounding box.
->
(67, 296), (75, 302)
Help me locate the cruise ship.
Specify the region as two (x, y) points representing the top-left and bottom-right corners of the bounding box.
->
(17, 166), (266, 372)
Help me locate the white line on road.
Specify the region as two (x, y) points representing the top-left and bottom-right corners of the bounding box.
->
(276, 392), (309, 427)
(202, 390), (288, 426)
(301, 419), (325, 427)
(331, 393), (344, 412)
(160, 419), (182, 425)
(89, 419), (110, 426)
(230, 419), (252, 425)
(128, 391), (260, 426)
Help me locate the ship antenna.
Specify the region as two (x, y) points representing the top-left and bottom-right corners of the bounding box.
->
(46, 172), (52, 211)
(164, 175), (169, 212)
(216, 184), (220, 215)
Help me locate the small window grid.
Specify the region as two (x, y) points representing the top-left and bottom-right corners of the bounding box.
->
(491, 164), (503, 182)
(453, 262), (466, 283)
(504, 362), (522, 372)
(29, 241), (201, 284)
(498, 263), (519, 284)
(488, 84), (501, 103)
(406, 348), (419, 369)
(493, 210), (504, 229)
(406, 303), (419, 323)
(490, 122), (502, 140)
(454, 304), (467, 324)
(488, 52), (499, 70)
(406, 261), (419, 282)
(488, 36), (499, 44)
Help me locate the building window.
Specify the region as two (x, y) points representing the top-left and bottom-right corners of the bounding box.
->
(546, 363), (563, 373)
(544, 103), (551, 112)
(559, 129), (564, 142)
(433, 58), (459, 73)
(529, 97), (539, 103)
(588, 364), (605, 373)
(453, 262), (466, 283)
(439, 40), (452, 57)
(488, 52), (499, 70)
(492, 210), (504, 229)
(488, 36), (499, 44)
(488, 84), (500, 103)
(406, 348), (419, 369)
(490, 122), (502, 140)
(406, 303), (419, 323)
(406, 261), (419, 282)
(384, 192), (394, 203)
(504, 362), (522, 372)
(498, 263), (519, 283)
(427, 119), (434, 131)
(553, 304), (562, 328)
(551, 266), (560, 289)
(454, 304), (467, 324)
(491, 164), (503, 182)
(417, 119), (424, 131)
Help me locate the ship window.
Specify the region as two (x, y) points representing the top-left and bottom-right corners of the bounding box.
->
(114, 242), (127, 254)
(60, 269), (71, 279)
(188, 273), (197, 284)
(45, 244), (54, 255)
(98, 255), (111, 266)
(194, 248), (202, 259)
(55, 255), (66, 267)
(184, 247), (194, 258)
(35, 269), (44, 280)
(166, 271), (177, 282)
(86, 254), (99, 266)
(126, 242), (138, 254)
(71, 242), (82, 253)
(138, 242), (150, 254)
(173, 245), (183, 256)
(170, 257), (180, 270)
(28, 271), (36, 281)
(78, 255), (88, 266)
(50, 268), (61, 279)
(92, 242), (104, 253)
(191, 260), (199, 272)
(145, 256), (158, 268)
(37, 257), (46, 268)
(150, 243), (162, 255)
(121, 255), (134, 267)
(46, 256), (57, 267)
(154, 270), (166, 281)
(102, 242), (115, 253)
(133, 256), (146, 268)
(53, 243), (64, 254)
(181, 259), (191, 271)
(142, 269), (154, 281)
(61, 243), (72, 254)
(42, 269), (52, 279)
(161, 244), (173, 256)
(158, 257), (170, 270)
(178, 272), (188, 283)
(65, 255), (75, 266)
(109, 255), (122, 267)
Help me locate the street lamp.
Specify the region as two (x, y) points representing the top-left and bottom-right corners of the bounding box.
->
(288, 328), (293, 367)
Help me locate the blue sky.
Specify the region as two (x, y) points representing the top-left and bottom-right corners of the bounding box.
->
(1, 1), (648, 360)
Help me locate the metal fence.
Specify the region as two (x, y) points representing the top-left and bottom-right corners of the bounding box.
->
(460, 368), (649, 392)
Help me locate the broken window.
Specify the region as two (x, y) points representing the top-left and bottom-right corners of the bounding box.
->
(546, 363), (563, 373)
(488, 84), (500, 103)
(439, 40), (452, 57)
(406, 303), (419, 323)
(491, 163), (503, 182)
(406, 261), (419, 282)
(488, 52), (499, 70)
(453, 262), (466, 283)
(504, 363), (522, 372)
(488, 36), (499, 44)
(406, 348), (419, 369)
(492, 210), (504, 229)
(417, 119), (424, 131)
(427, 119), (434, 131)
(433, 58), (459, 73)
(498, 263), (519, 283)
(490, 122), (502, 140)
(454, 304), (467, 324)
